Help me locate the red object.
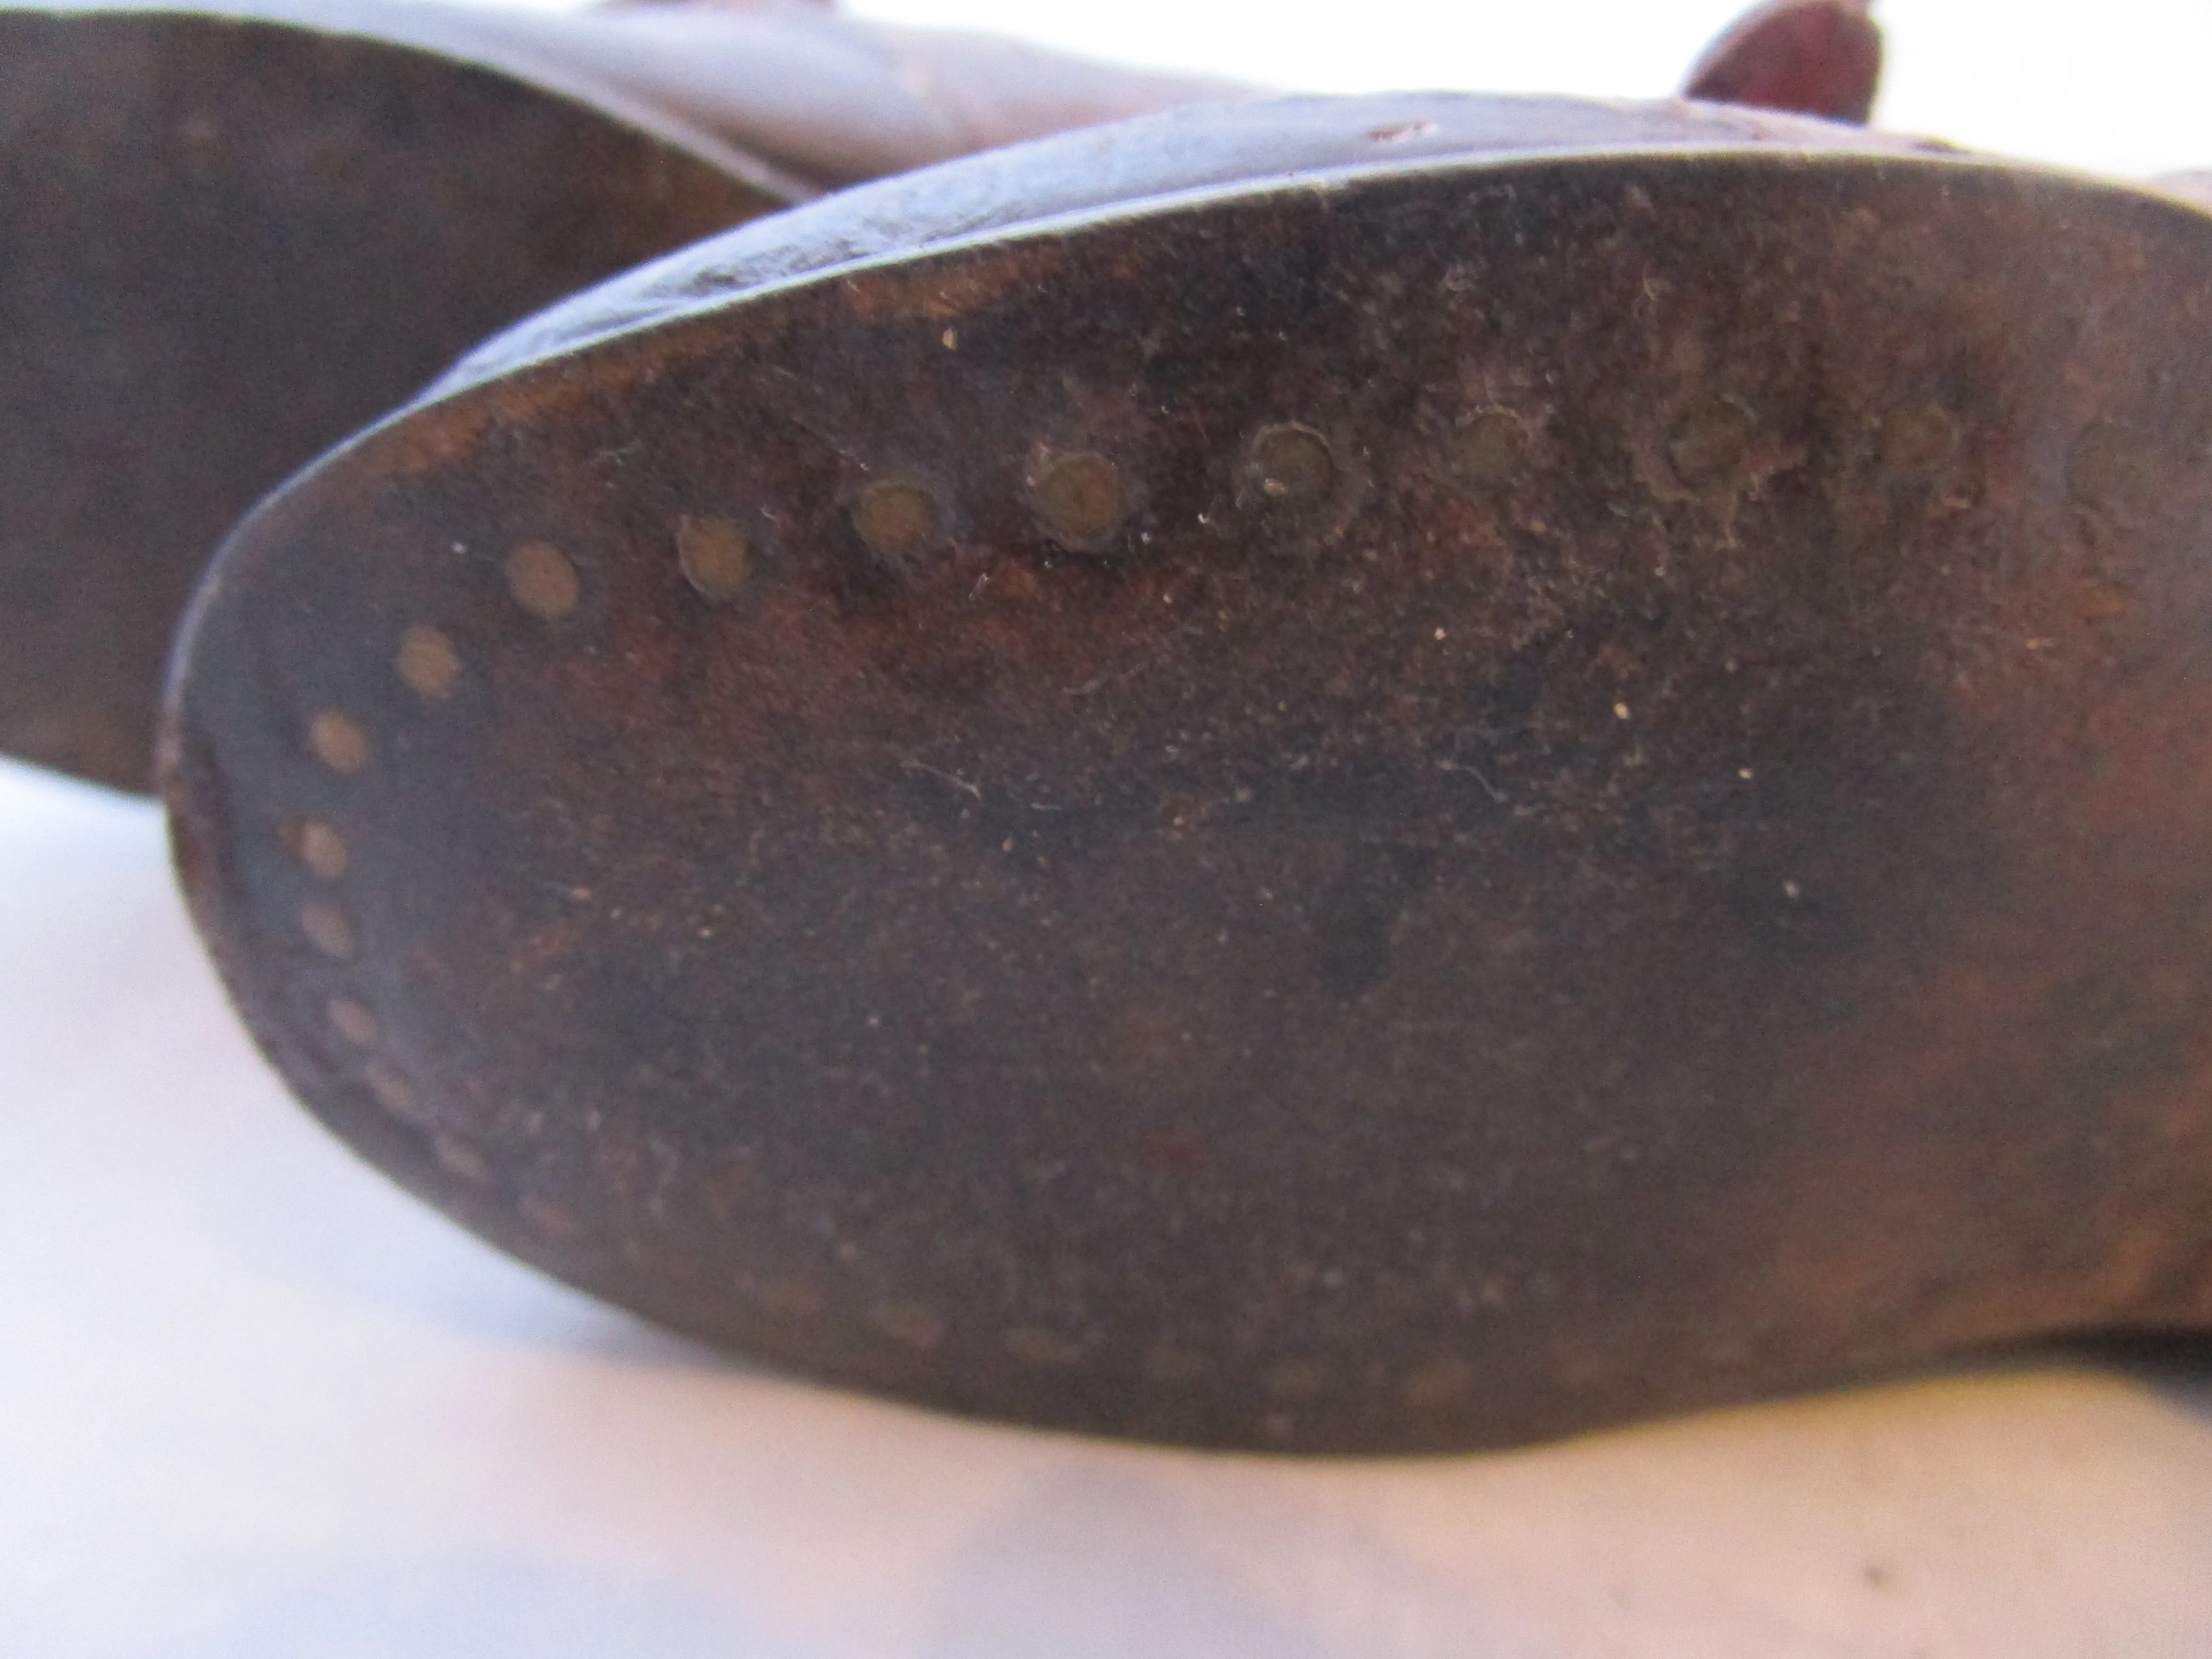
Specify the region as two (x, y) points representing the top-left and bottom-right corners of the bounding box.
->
(1683, 0), (1882, 124)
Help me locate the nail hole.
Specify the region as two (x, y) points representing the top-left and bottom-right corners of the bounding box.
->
(852, 479), (946, 564)
(747, 1276), (829, 1318)
(1667, 394), (1756, 485)
(1242, 423), (1337, 512)
(1453, 408), (1529, 487)
(364, 1059), (428, 1124)
(1141, 1344), (1214, 1384)
(327, 996), (380, 1047)
(675, 515), (753, 603)
(1031, 450), (1130, 551)
(396, 624), (462, 700)
(282, 817), (349, 881)
(1879, 403), (1960, 480)
(1264, 1359), (1330, 1400)
(307, 711), (370, 774)
(1005, 1326), (1087, 1367)
(504, 540), (580, 621)
(1402, 1358), (1473, 1409)
(521, 1195), (579, 1237)
(433, 1133), (492, 1184)
(298, 901), (356, 960)
(871, 1302), (946, 1349)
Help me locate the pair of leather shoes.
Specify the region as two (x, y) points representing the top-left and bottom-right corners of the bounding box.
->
(27, 0), (2212, 1454)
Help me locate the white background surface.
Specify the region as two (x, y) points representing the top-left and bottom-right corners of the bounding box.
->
(843, 0), (2212, 182)
(6, 2), (2212, 1653)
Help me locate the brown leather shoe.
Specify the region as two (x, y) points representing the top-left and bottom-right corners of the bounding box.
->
(163, 90), (2212, 1452)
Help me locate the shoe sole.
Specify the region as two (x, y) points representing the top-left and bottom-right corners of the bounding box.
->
(164, 95), (2212, 1452)
(0, 3), (792, 790)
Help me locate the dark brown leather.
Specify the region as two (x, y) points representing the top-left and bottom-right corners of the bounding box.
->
(438, 93), (1941, 398)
